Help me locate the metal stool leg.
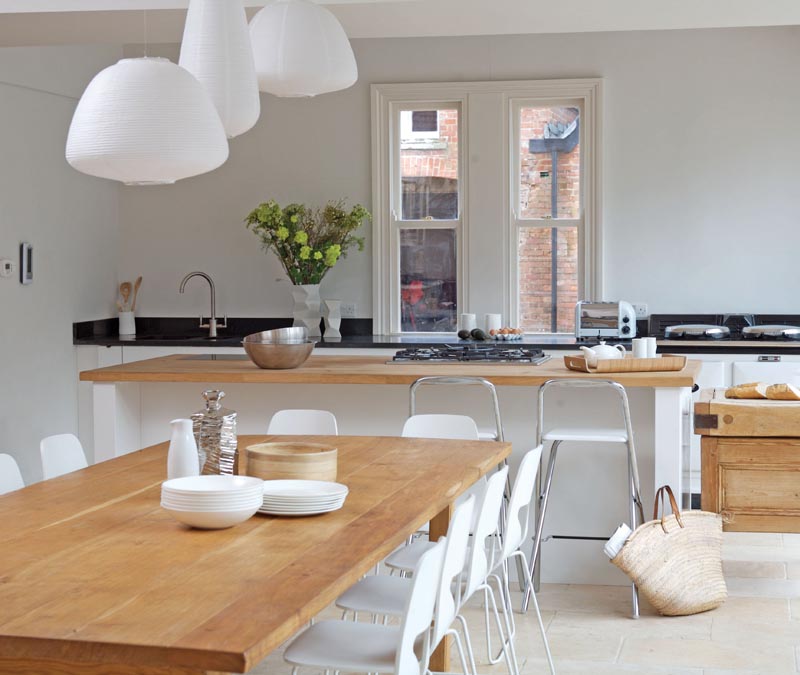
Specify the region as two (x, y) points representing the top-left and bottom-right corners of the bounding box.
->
(521, 440), (560, 613)
(627, 446), (640, 619)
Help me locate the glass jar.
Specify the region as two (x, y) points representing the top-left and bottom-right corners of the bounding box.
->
(191, 389), (238, 475)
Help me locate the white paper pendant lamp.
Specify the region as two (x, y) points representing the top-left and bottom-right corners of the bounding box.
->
(179, 0), (260, 138)
(250, 0), (358, 98)
(66, 57), (229, 185)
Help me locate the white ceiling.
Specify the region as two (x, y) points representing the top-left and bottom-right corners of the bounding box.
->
(1, 0), (799, 47)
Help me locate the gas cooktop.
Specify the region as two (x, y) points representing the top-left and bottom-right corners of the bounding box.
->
(651, 314), (800, 341)
(391, 345), (549, 364)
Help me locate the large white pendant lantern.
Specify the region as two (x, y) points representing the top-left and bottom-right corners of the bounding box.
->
(249, 0), (358, 98)
(66, 57), (229, 185)
(179, 0), (260, 138)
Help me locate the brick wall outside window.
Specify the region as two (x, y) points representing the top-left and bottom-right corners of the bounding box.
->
(400, 108), (581, 332)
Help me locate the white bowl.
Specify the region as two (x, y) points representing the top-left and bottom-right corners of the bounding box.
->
(161, 493), (262, 505)
(161, 497), (263, 511)
(161, 486), (264, 500)
(162, 503), (261, 529)
(162, 475), (264, 494)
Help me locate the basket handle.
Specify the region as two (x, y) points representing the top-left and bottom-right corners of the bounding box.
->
(654, 485), (684, 533)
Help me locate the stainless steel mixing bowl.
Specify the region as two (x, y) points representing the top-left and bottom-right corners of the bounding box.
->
(242, 339), (315, 369)
(243, 327), (308, 344)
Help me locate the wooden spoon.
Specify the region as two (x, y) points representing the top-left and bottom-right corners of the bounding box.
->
(119, 282), (132, 311)
(131, 276), (143, 312)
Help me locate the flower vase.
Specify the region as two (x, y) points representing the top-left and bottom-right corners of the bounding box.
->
(323, 299), (342, 339)
(291, 283), (322, 337)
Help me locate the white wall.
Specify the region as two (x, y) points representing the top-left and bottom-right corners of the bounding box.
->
(118, 26), (800, 319)
(0, 44), (121, 483)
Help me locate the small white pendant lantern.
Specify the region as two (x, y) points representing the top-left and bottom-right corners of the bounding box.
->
(66, 57), (229, 185)
(179, 0), (260, 138)
(249, 0), (358, 98)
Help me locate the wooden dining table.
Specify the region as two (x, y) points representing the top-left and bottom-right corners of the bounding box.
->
(0, 434), (511, 675)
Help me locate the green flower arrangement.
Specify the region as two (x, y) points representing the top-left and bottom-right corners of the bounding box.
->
(245, 200), (370, 285)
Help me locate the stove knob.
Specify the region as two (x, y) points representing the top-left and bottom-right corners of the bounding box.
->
(621, 325), (631, 334)
(622, 316), (630, 323)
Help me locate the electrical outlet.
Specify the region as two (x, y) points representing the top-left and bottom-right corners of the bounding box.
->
(632, 302), (649, 319)
(340, 302), (357, 318)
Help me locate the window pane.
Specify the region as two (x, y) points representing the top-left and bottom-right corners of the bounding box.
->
(518, 226), (578, 334)
(400, 109), (459, 220)
(519, 106), (580, 219)
(400, 229), (457, 332)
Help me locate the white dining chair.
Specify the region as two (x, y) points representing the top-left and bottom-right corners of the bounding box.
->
(487, 446), (554, 674)
(400, 413), (480, 441)
(266, 409), (339, 435)
(40, 434), (88, 480)
(0, 454), (24, 494)
(384, 413), (482, 572)
(336, 495), (478, 622)
(455, 465), (516, 675)
(284, 537), (447, 675)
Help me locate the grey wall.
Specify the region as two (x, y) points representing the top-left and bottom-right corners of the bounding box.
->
(0, 44), (121, 483)
(118, 26), (800, 319)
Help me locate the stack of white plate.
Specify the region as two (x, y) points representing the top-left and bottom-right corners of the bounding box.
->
(161, 475), (264, 529)
(260, 479), (349, 516)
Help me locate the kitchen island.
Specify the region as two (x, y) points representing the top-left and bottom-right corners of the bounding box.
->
(80, 353), (700, 585)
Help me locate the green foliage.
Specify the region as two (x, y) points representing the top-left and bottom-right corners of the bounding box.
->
(245, 199), (370, 285)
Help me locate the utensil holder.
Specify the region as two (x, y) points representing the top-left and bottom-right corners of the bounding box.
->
(119, 311), (136, 336)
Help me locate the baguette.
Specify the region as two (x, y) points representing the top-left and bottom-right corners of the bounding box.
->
(765, 383), (800, 401)
(725, 382), (768, 399)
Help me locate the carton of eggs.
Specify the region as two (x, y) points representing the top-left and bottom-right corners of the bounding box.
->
(489, 327), (523, 341)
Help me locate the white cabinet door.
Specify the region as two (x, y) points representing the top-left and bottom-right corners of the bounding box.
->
(732, 361), (800, 386)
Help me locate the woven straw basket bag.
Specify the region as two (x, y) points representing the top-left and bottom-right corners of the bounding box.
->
(612, 486), (727, 616)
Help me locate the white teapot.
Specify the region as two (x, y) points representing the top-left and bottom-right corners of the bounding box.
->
(580, 341), (627, 367)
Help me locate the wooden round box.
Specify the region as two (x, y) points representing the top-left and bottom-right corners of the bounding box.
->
(241, 442), (337, 481)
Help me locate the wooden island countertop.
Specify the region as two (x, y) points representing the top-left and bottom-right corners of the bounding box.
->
(80, 353), (701, 388)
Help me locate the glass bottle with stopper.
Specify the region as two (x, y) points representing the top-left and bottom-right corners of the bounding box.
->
(191, 389), (238, 475)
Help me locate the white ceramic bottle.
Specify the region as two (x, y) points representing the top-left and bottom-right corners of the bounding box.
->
(167, 418), (200, 479)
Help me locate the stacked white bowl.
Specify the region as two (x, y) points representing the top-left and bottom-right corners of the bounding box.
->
(161, 475), (264, 529)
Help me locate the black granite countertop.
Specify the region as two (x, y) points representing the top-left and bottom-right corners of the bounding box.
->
(73, 317), (800, 354)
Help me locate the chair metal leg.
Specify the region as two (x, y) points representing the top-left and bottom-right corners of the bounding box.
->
(522, 440), (560, 613)
(512, 550), (555, 675)
(627, 438), (641, 619)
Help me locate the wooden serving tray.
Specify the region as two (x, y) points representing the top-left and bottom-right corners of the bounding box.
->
(564, 353), (688, 373)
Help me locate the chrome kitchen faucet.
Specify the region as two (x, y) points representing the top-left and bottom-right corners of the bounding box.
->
(179, 271), (227, 338)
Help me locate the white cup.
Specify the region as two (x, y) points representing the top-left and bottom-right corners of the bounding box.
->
(460, 313), (477, 332)
(119, 311), (136, 336)
(645, 337), (658, 358)
(632, 338), (648, 359)
(484, 313), (502, 333)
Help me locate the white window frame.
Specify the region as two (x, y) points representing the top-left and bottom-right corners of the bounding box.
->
(374, 95), (466, 335)
(372, 79), (602, 336)
(511, 97), (588, 333)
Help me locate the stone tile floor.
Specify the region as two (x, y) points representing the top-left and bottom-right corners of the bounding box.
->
(252, 532), (800, 674)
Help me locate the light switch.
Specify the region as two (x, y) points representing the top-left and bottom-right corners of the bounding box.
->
(0, 259), (12, 278)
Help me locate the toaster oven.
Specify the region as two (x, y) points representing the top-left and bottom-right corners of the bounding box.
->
(575, 301), (637, 339)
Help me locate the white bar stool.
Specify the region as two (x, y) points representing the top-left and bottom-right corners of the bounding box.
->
(524, 378), (645, 618)
(409, 376), (504, 441)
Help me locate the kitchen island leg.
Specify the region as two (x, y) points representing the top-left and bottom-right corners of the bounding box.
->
(92, 382), (141, 463)
(654, 386), (692, 509)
